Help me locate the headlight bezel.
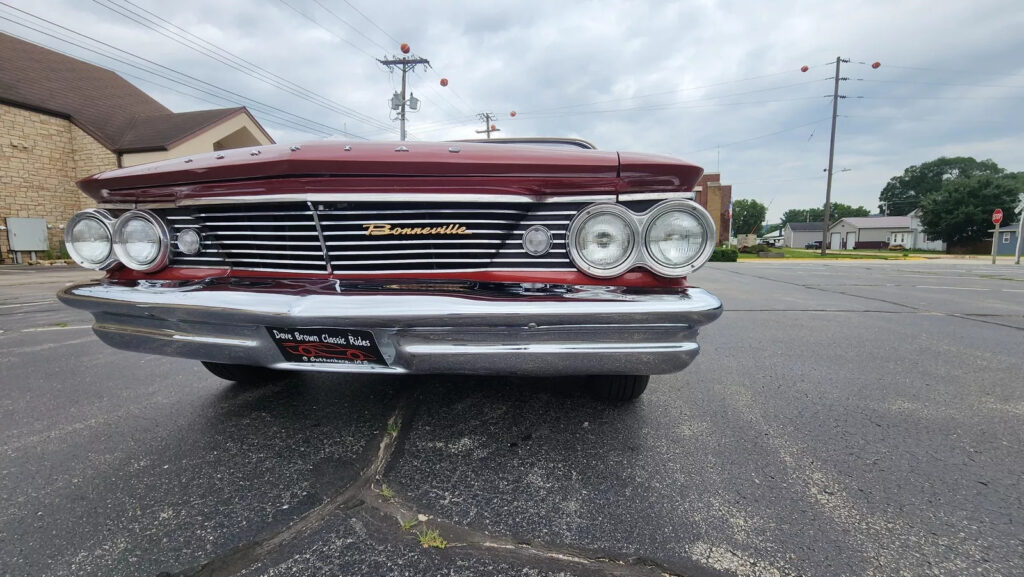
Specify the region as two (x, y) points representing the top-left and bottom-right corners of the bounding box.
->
(567, 199), (716, 279)
(566, 203), (641, 278)
(639, 201), (716, 277)
(64, 209), (119, 270)
(112, 209), (171, 272)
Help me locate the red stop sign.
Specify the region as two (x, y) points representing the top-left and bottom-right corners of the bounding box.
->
(992, 208), (1003, 225)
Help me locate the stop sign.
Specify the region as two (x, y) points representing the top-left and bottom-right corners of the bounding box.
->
(993, 208), (1004, 225)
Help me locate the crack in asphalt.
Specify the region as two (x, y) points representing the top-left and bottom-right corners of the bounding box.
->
(171, 389), (705, 577)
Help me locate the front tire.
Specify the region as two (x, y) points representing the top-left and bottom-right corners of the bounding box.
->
(201, 361), (285, 384)
(589, 374), (650, 401)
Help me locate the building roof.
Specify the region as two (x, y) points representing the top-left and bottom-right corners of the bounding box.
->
(117, 108), (249, 152)
(786, 221), (825, 232)
(832, 216), (910, 229)
(0, 33), (268, 153)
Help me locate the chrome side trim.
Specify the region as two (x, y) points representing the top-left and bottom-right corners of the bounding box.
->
(112, 193), (615, 209)
(617, 191), (696, 202)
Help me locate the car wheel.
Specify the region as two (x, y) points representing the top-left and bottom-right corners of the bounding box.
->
(201, 361), (285, 384)
(589, 374), (650, 401)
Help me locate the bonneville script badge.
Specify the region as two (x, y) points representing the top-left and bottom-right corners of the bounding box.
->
(363, 224), (471, 236)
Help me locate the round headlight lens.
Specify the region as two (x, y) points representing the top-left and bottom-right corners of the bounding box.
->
(69, 217), (111, 264)
(646, 210), (706, 267)
(577, 212), (634, 269)
(176, 228), (202, 255)
(113, 210), (169, 272)
(121, 217), (161, 265)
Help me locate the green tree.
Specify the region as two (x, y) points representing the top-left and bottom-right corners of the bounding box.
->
(879, 157), (1004, 215)
(780, 203), (869, 227)
(732, 199), (767, 236)
(918, 174), (1022, 245)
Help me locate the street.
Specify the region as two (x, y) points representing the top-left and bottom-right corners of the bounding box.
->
(1, 261), (1022, 576)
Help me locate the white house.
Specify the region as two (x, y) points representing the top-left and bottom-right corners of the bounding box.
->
(783, 222), (825, 248)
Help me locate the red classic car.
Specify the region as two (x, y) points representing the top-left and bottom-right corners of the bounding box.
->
(58, 139), (721, 400)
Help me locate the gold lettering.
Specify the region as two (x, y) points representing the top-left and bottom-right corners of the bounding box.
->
(362, 223), (472, 236)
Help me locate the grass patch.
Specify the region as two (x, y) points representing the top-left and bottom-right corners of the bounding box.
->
(416, 527), (447, 549)
(386, 417), (400, 437)
(400, 518), (418, 531)
(378, 483), (395, 500)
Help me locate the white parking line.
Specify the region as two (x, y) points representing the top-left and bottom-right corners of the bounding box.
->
(0, 300), (55, 309)
(913, 286), (989, 291)
(21, 325), (93, 332)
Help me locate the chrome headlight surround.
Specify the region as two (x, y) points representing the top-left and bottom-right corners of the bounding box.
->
(567, 200), (716, 279)
(566, 203), (640, 278)
(64, 209), (119, 270)
(112, 210), (171, 273)
(639, 200), (716, 277)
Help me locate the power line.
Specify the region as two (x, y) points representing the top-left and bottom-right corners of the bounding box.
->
(683, 118), (831, 155)
(92, 0), (397, 135)
(275, 0), (378, 60)
(310, 0), (390, 53)
(0, 5), (365, 139)
(341, 0), (400, 46)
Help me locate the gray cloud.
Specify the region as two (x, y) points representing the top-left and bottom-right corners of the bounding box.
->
(3, 0), (1022, 221)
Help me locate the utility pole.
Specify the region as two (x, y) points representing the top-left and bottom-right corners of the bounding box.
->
(378, 46), (429, 141)
(476, 113), (500, 139)
(1015, 193), (1024, 265)
(809, 57), (880, 254)
(821, 56), (846, 255)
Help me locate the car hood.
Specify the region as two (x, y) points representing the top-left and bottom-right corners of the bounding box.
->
(78, 141), (703, 202)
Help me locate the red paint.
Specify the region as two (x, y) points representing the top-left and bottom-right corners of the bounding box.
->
(993, 208), (1003, 225)
(77, 141), (702, 202)
(107, 267), (689, 288)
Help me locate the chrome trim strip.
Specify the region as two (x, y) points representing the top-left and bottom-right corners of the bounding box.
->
(617, 191), (697, 202)
(169, 193), (613, 207)
(308, 201), (333, 274)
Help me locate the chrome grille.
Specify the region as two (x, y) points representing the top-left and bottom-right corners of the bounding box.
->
(162, 201), (585, 274)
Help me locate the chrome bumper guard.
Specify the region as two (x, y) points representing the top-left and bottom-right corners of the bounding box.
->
(58, 278), (722, 376)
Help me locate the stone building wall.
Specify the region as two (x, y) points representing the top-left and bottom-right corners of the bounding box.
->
(1, 103), (115, 262)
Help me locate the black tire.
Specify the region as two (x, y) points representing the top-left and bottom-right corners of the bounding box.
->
(589, 374), (650, 401)
(201, 361), (285, 384)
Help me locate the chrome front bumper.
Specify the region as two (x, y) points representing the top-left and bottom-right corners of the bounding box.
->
(58, 278), (722, 376)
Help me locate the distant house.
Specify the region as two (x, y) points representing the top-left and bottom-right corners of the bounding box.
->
(827, 212), (946, 251)
(989, 222), (1020, 256)
(783, 221), (824, 248)
(828, 216), (912, 250)
(0, 33), (274, 262)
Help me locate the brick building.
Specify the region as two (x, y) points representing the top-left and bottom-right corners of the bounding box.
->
(0, 33), (273, 263)
(693, 172), (733, 245)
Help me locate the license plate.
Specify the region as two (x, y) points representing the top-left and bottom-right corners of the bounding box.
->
(267, 327), (388, 367)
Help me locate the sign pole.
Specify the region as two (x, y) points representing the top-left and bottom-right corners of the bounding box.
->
(1016, 194), (1023, 265)
(991, 208), (1003, 264)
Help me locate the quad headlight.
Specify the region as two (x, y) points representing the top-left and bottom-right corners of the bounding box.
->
(567, 200), (716, 278)
(65, 209), (118, 270)
(112, 210), (170, 272)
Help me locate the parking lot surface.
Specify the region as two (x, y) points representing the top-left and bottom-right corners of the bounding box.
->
(1, 261), (1022, 576)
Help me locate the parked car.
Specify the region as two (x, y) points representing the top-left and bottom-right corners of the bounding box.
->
(804, 240), (822, 250)
(888, 244), (906, 251)
(57, 140), (722, 401)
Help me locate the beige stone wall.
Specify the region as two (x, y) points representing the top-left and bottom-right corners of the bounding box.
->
(0, 103), (115, 262)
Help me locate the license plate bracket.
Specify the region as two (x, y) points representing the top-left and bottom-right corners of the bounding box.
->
(267, 326), (387, 367)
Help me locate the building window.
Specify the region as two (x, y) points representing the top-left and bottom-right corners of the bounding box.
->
(1003, 232), (1012, 244)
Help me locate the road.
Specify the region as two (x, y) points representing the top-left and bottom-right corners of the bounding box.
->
(1, 261), (1021, 576)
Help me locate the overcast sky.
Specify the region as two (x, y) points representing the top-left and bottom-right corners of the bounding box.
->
(3, 0), (1023, 221)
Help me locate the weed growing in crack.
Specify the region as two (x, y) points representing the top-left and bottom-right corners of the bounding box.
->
(378, 483), (396, 501)
(416, 527), (447, 549)
(400, 518), (418, 531)
(386, 418), (400, 436)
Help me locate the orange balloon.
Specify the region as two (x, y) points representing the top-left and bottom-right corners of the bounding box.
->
(871, 61), (881, 69)
(800, 65), (809, 72)
(440, 78), (449, 87)
(491, 124), (497, 131)
(510, 111), (517, 117)
(400, 43), (410, 54)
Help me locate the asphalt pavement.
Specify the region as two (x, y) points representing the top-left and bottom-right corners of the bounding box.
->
(1, 261), (1022, 576)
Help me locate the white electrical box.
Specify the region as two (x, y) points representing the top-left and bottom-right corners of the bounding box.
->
(6, 218), (49, 251)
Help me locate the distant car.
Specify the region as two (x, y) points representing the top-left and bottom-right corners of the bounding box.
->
(57, 139), (723, 401)
(888, 244), (906, 251)
(804, 241), (822, 250)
